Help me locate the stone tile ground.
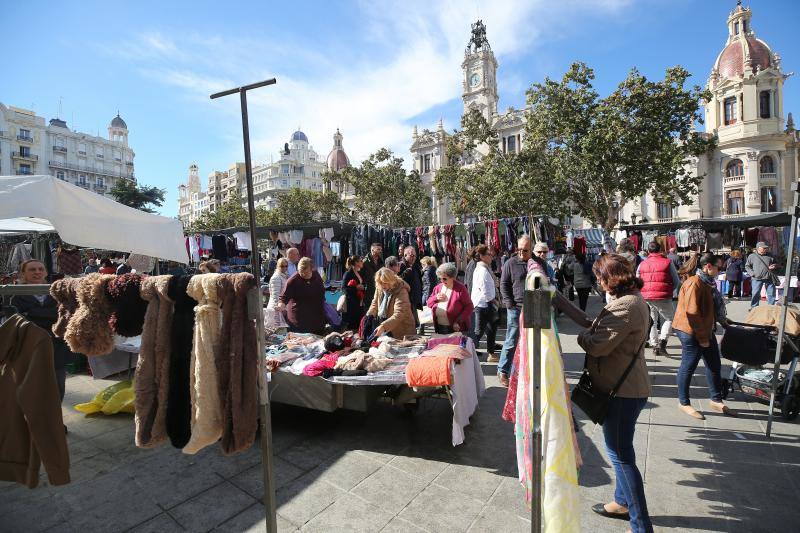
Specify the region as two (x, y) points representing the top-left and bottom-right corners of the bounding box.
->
(1, 297), (798, 532)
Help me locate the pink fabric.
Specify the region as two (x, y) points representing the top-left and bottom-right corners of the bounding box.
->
(302, 352), (341, 377)
(426, 334), (463, 349)
(426, 281), (473, 332)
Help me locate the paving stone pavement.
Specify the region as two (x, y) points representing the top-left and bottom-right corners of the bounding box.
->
(1, 296), (797, 532)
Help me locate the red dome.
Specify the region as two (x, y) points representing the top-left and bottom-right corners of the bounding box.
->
(327, 149), (349, 172)
(717, 37), (772, 78)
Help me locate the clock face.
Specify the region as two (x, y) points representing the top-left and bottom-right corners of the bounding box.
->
(469, 73), (481, 88)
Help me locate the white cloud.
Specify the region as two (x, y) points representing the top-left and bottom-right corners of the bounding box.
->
(121, 0), (634, 173)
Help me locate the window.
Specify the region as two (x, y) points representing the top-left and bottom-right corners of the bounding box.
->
(761, 187), (777, 212)
(726, 159), (744, 178)
(19, 164), (31, 174)
(19, 146), (30, 157)
(760, 91), (771, 119)
(423, 154), (431, 173)
(97, 177), (105, 188)
(724, 97), (737, 125)
(726, 189), (744, 215)
(78, 175), (86, 185)
(506, 135), (516, 154)
(56, 171), (65, 180)
(295, 180), (301, 187)
(760, 156), (774, 175)
(78, 143), (86, 155)
(656, 202), (673, 220)
(734, 21), (739, 35)
(281, 165), (289, 175)
(281, 179), (288, 187)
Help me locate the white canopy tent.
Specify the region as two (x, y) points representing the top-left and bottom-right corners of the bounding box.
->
(0, 175), (187, 263)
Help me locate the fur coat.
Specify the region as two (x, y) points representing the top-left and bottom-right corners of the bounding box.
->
(216, 272), (258, 455)
(107, 273), (148, 338)
(182, 274), (224, 454)
(64, 273), (116, 356)
(134, 275), (173, 448)
(49, 277), (81, 338)
(166, 274), (196, 449)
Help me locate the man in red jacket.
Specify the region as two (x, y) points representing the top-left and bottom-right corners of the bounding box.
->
(637, 241), (681, 356)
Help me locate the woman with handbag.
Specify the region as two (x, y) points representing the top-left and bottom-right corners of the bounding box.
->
(469, 245), (499, 359)
(341, 255), (366, 330)
(576, 254), (653, 533)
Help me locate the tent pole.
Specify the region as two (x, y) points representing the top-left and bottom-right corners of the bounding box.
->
(766, 182), (799, 438)
(211, 78), (278, 532)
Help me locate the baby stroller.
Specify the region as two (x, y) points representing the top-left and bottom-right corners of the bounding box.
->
(719, 307), (800, 421)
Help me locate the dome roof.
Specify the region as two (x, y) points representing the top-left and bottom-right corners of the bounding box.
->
(110, 114), (127, 129)
(327, 149), (350, 172)
(291, 130), (308, 142)
(715, 36), (772, 79)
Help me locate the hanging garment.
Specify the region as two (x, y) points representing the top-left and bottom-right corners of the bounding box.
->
(416, 227), (426, 254)
(706, 232), (723, 251)
(674, 228), (689, 248)
(503, 218), (518, 252)
(49, 278), (81, 338)
(572, 236), (587, 258)
(0, 315), (70, 488)
(758, 226), (781, 257)
(135, 276), (174, 448)
(428, 226), (438, 255)
(490, 220), (502, 254)
(187, 235), (201, 263)
(7, 243), (32, 272)
(444, 225), (457, 259)
(233, 231), (252, 251)
(744, 228), (759, 248)
(64, 274), (116, 356)
(106, 274), (148, 338)
(166, 275), (196, 449)
(183, 274), (224, 454)
(216, 273), (259, 455)
(57, 248), (82, 275)
(211, 235), (228, 261)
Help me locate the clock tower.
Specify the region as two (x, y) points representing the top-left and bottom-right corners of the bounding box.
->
(462, 20), (498, 122)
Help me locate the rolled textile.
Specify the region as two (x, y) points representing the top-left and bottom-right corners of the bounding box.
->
(64, 273), (116, 356)
(406, 356), (452, 387)
(183, 274), (224, 454)
(49, 277), (81, 338)
(134, 275), (174, 448)
(107, 273), (149, 337)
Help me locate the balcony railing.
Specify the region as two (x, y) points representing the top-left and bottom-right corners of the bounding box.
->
(125, 161), (134, 166)
(78, 182), (89, 189)
(48, 159), (134, 179)
(16, 169), (33, 175)
(17, 134), (33, 143)
(760, 172), (777, 181)
(114, 157), (122, 162)
(77, 150), (86, 156)
(94, 184), (107, 192)
(12, 151), (38, 161)
(96, 154), (104, 159)
(53, 145), (67, 153)
(723, 174), (745, 185)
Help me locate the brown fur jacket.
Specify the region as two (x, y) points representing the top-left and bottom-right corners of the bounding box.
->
(64, 273), (116, 356)
(217, 272), (258, 455)
(134, 275), (174, 448)
(49, 277), (81, 338)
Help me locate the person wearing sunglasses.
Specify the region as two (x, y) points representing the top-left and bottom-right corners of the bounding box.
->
(498, 235), (533, 387)
(426, 262), (473, 335)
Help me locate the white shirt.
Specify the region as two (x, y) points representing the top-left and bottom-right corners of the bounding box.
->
(435, 286), (452, 325)
(470, 261), (496, 308)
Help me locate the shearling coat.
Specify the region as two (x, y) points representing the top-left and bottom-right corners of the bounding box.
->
(216, 273), (258, 455)
(64, 273), (116, 356)
(134, 275), (174, 448)
(49, 277), (81, 338)
(183, 274), (224, 454)
(367, 280), (417, 339)
(166, 275), (196, 449)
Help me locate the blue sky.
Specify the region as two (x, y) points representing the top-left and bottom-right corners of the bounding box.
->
(5, 0), (797, 217)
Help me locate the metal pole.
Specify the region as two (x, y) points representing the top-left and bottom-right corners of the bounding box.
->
(532, 324), (542, 532)
(211, 78), (277, 532)
(766, 182), (800, 438)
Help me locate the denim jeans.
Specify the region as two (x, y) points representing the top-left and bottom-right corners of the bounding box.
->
(603, 397), (653, 533)
(750, 278), (776, 309)
(471, 305), (498, 354)
(675, 330), (723, 404)
(498, 307), (520, 377)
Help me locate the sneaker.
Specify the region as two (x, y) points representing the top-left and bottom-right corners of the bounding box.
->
(679, 404), (705, 420)
(709, 401), (737, 417)
(498, 373), (510, 388)
(659, 338), (668, 355)
(486, 354), (500, 363)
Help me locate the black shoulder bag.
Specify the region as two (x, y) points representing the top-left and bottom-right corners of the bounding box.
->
(571, 332), (647, 425)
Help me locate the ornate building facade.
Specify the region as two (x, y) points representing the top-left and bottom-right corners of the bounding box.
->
(410, 20), (527, 224)
(620, 3), (798, 225)
(0, 102), (136, 196)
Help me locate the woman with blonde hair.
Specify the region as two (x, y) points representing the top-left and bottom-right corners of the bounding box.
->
(366, 267), (416, 338)
(278, 257), (326, 334)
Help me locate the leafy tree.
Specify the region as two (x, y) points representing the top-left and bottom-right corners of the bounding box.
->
(325, 148), (430, 228)
(267, 188), (348, 225)
(524, 62), (715, 231)
(108, 180), (166, 213)
(433, 108), (562, 221)
(189, 191), (249, 231)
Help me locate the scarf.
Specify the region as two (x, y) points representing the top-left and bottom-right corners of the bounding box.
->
(377, 289), (391, 320)
(697, 269), (726, 322)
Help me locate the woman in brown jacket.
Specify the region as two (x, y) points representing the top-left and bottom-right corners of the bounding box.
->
(367, 267), (417, 339)
(577, 254), (653, 533)
(673, 253), (732, 420)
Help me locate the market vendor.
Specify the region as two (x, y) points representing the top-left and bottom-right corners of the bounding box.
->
(367, 267), (416, 338)
(6, 260), (73, 404)
(278, 257), (326, 334)
(427, 262), (473, 335)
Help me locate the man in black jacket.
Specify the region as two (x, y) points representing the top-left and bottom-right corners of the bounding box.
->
(399, 246), (423, 327)
(497, 235), (532, 387)
(361, 243), (383, 310)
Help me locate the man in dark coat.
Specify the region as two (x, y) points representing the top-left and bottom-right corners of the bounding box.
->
(399, 246), (423, 327)
(361, 243), (383, 311)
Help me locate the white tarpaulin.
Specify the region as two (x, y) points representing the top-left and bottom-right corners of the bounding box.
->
(0, 175), (188, 263)
(0, 217), (56, 235)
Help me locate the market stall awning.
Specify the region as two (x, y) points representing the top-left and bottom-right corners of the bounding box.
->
(619, 212), (792, 232)
(0, 175), (188, 263)
(0, 217), (56, 235)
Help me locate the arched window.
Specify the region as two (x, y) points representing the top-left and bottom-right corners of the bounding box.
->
(726, 159), (744, 177)
(760, 156), (775, 175)
(760, 91), (771, 119)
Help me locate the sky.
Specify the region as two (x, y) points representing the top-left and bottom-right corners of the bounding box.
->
(4, 0), (798, 217)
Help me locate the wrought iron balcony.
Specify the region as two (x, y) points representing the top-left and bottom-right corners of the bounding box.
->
(12, 151), (38, 161)
(16, 169), (33, 175)
(17, 134), (33, 143)
(53, 145), (67, 153)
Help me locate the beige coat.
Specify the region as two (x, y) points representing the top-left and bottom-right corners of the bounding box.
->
(577, 291), (651, 398)
(367, 280), (417, 339)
